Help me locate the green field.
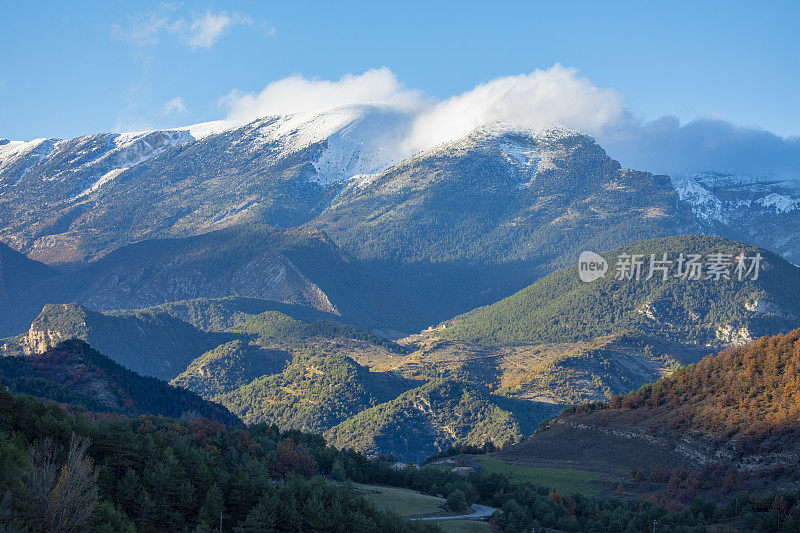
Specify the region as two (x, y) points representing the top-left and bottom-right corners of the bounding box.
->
(352, 483), (444, 517)
(472, 456), (598, 495)
(351, 483), (491, 532)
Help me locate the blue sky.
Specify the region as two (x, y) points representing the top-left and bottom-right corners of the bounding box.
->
(1, 0), (799, 147)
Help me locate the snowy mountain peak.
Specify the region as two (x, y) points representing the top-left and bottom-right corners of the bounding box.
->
(400, 122), (603, 190)
(422, 122), (598, 167)
(0, 105), (416, 192)
(224, 104), (414, 185)
(453, 122), (589, 149)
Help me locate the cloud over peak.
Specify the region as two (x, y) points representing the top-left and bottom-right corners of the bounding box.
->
(404, 64), (624, 154)
(218, 65), (800, 179)
(219, 67), (424, 123)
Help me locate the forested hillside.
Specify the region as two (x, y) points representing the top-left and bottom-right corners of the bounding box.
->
(230, 310), (407, 352)
(0, 383), (443, 532)
(170, 339), (291, 397)
(392, 333), (688, 404)
(9, 234), (800, 464)
(439, 235), (800, 347)
(217, 349), (418, 432)
(501, 328), (800, 505)
(0, 225), (437, 338)
(0, 339), (239, 425)
(4, 365), (800, 531)
(576, 328), (800, 450)
(325, 380), (560, 462)
(126, 296), (340, 332)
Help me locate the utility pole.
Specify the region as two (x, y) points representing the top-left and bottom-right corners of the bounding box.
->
(219, 511), (223, 533)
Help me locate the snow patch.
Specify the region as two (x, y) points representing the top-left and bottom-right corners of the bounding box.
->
(110, 130), (193, 165)
(351, 173), (382, 187)
(0, 138), (53, 175)
(232, 105), (412, 185)
(498, 141), (536, 167)
(673, 172), (800, 225)
(243, 107), (367, 155)
(77, 168), (127, 197)
(0, 138), (46, 161)
(673, 176), (726, 223)
(181, 120), (233, 140)
(756, 193), (800, 213)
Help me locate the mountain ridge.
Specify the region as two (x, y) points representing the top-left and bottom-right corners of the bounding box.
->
(0, 338), (240, 425)
(437, 235), (800, 348)
(4, 108), (800, 333)
(0, 224), (435, 337)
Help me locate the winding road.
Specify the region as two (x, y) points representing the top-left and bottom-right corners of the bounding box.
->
(409, 504), (496, 521)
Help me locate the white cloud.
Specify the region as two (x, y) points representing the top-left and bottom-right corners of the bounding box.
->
(111, 13), (170, 47)
(404, 64), (625, 153)
(220, 67), (425, 124)
(220, 65), (624, 154)
(160, 97), (187, 115)
(185, 12), (232, 49)
(176, 11), (252, 50)
(112, 9), (255, 50)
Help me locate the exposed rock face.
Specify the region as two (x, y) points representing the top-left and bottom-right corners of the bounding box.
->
(21, 303), (90, 354)
(23, 328), (73, 355)
(714, 324), (754, 346)
(9, 303), (232, 380)
(745, 298), (796, 319)
(229, 250), (336, 313)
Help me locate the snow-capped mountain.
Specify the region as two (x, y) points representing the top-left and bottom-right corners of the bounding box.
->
(228, 105), (412, 185)
(0, 104), (410, 191)
(673, 172), (800, 264)
(0, 105), (413, 262)
(2, 104), (800, 282)
(0, 130), (193, 197)
(315, 122), (698, 317)
(320, 122), (691, 261)
(4, 106), (800, 337)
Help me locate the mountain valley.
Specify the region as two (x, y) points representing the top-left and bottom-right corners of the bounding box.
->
(4, 107), (800, 493)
